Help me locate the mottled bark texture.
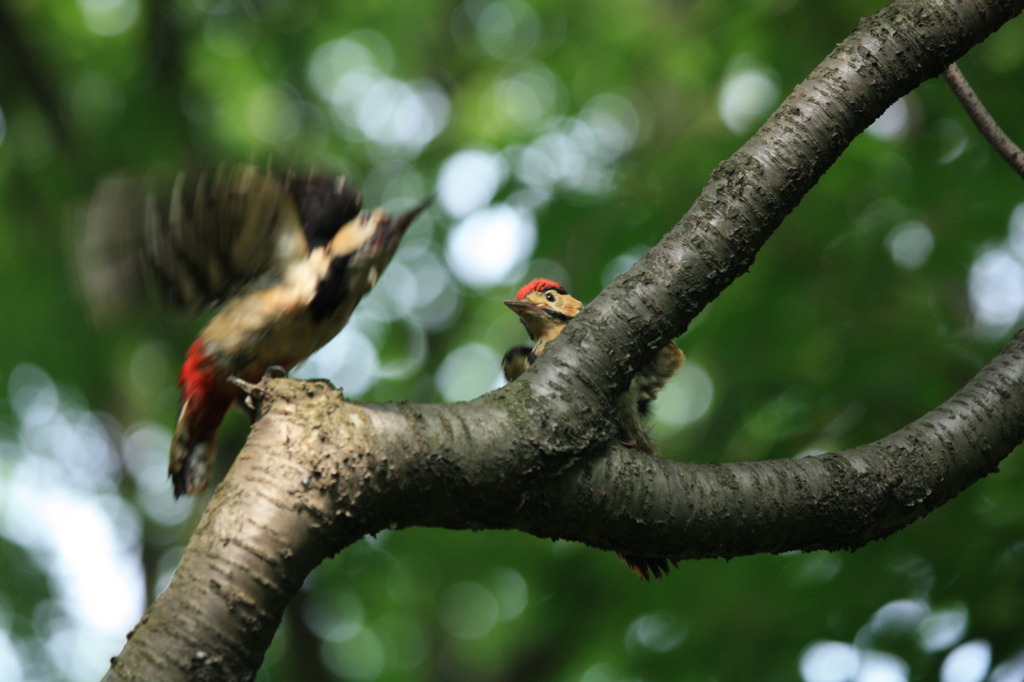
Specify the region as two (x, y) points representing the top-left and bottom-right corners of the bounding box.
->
(106, 0), (1024, 680)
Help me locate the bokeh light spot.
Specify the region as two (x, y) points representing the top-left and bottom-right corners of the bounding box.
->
(490, 568), (528, 621)
(886, 221), (934, 269)
(303, 589), (365, 642)
(77, 0), (140, 36)
(968, 248), (1024, 335)
(941, 640), (991, 682)
(435, 343), (503, 402)
(868, 98), (911, 141)
(308, 33), (448, 155)
(800, 640), (859, 682)
(437, 150), (508, 218)
(718, 58), (779, 134)
(1006, 203), (1024, 261)
(322, 628), (385, 681)
(300, 327), (380, 397)
(867, 599), (930, 636)
(652, 361), (714, 431)
(917, 605), (968, 653)
(472, 0), (541, 60)
(438, 581), (501, 640)
(858, 650), (910, 682)
(445, 204), (536, 288)
(625, 613), (687, 654)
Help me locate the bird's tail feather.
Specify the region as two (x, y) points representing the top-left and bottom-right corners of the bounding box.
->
(617, 553), (678, 580)
(169, 393), (232, 497)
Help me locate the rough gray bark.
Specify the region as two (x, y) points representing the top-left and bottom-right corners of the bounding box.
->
(105, 0), (1024, 679)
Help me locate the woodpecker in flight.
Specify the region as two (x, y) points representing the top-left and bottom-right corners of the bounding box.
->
(84, 165), (426, 497)
(503, 278), (684, 579)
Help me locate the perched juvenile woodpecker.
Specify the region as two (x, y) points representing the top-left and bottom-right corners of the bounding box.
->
(503, 278), (684, 454)
(503, 278), (684, 579)
(84, 165), (426, 497)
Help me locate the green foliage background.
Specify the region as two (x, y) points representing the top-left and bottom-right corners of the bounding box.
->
(0, 1), (1022, 680)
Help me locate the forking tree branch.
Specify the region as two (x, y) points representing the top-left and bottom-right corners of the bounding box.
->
(105, 0), (1024, 680)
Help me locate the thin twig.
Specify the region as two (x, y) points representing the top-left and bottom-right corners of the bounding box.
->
(943, 62), (1024, 180)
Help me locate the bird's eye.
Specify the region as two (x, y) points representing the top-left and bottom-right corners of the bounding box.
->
(545, 292), (556, 302)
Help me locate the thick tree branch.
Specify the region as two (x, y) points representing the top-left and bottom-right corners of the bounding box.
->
(249, 322), (1024, 559)
(519, 329), (1024, 558)
(106, 0), (1024, 679)
(108, 322), (1024, 680)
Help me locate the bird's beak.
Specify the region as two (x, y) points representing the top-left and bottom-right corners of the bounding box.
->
(504, 299), (540, 314)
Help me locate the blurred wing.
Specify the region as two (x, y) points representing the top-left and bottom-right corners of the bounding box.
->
(154, 165), (305, 311)
(79, 165), (361, 318)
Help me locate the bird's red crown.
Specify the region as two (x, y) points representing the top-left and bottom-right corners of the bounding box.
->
(516, 278), (566, 301)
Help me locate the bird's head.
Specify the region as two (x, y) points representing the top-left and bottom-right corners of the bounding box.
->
(504, 278), (583, 342)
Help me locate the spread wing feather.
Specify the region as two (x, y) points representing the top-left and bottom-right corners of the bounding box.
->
(79, 165), (364, 317)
